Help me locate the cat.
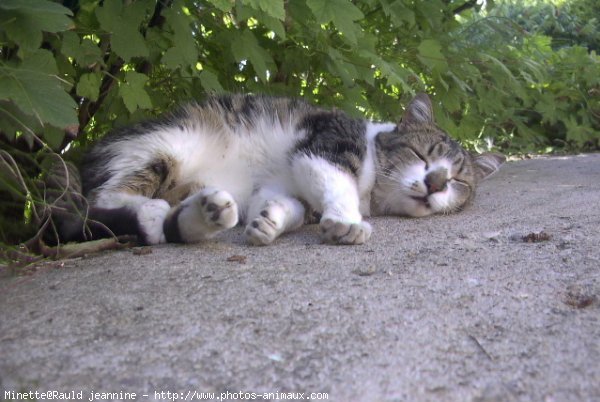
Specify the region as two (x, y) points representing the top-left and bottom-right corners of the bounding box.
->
(53, 93), (505, 246)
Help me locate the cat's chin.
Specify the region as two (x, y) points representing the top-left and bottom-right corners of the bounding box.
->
(402, 199), (434, 218)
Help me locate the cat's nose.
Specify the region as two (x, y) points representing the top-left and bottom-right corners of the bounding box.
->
(424, 168), (448, 194)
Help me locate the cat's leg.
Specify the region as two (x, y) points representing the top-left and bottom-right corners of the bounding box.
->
(93, 191), (171, 245)
(244, 187), (305, 246)
(291, 155), (371, 245)
(163, 187), (238, 243)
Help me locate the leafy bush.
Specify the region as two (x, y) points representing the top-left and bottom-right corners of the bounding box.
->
(470, 0), (600, 151)
(0, 0), (598, 249)
(492, 0), (600, 51)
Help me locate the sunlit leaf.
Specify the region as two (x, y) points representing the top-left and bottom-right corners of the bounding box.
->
(230, 30), (274, 82)
(306, 0), (364, 44)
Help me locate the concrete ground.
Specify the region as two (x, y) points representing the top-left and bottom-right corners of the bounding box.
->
(1, 154), (599, 402)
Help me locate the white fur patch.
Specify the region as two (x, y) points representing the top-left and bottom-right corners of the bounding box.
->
(428, 190), (452, 212)
(291, 154), (362, 223)
(94, 191), (151, 210)
(137, 199), (170, 245)
(92, 114), (304, 217)
(365, 121), (396, 142)
(360, 122), (396, 215)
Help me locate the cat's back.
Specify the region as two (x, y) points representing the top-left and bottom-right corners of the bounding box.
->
(82, 94), (318, 199)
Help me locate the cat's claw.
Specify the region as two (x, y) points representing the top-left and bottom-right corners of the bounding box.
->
(245, 201), (286, 245)
(320, 218), (372, 245)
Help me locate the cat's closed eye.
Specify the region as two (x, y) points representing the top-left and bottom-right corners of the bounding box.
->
(371, 113), (502, 218)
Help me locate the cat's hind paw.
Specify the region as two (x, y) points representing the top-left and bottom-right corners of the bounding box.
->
(244, 200), (286, 246)
(320, 218), (372, 245)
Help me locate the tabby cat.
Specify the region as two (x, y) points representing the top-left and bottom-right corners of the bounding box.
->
(58, 93), (504, 246)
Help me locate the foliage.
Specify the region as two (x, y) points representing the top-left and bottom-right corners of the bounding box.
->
(447, 1), (600, 152)
(469, 0), (600, 151)
(492, 0), (600, 51)
(0, 0), (599, 248)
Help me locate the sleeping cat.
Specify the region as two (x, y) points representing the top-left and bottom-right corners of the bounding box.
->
(59, 93), (504, 246)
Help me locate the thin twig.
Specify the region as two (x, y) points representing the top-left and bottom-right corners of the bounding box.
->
(468, 334), (493, 361)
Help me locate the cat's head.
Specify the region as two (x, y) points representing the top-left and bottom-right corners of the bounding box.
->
(372, 93), (505, 217)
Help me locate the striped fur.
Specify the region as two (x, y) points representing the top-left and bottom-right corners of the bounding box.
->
(65, 93), (504, 246)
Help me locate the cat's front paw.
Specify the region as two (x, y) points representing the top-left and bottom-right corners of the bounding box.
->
(196, 188), (239, 229)
(178, 188), (239, 234)
(172, 189), (238, 243)
(244, 200), (286, 246)
(320, 218), (372, 245)
(137, 199), (170, 245)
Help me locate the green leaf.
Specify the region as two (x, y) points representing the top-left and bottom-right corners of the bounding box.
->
(564, 116), (594, 145)
(327, 48), (358, 87)
(438, 87), (463, 114)
(417, 39), (448, 73)
(95, 0), (151, 61)
(0, 0), (74, 51)
(281, 48), (311, 77)
(379, 0), (415, 27)
(261, 15), (286, 39)
(207, 0), (234, 12)
(287, 0), (314, 25)
(0, 0), (72, 13)
(76, 73), (101, 102)
(481, 54), (515, 81)
(359, 49), (412, 92)
(447, 72), (472, 93)
(0, 50), (77, 129)
(199, 70), (224, 92)
(306, 0), (364, 44)
(162, 46), (197, 70)
(44, 126), (66, 150)
(60, 31), (80, 57)
(60, 31), (102, 67)
(0, 102), (43, 142)
(161, 5), (199, 69)
(244, 0), (285, 20)
(230, 30), (274, 82)
(415, 1), (445, 29)
(236, 2), (286, 39)
(119, 72), (152, 113)
(535, 93), (560, 125)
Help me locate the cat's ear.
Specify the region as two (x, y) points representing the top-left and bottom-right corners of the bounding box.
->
(399, 93), (435, 127)
(472, 152), (506, 180)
